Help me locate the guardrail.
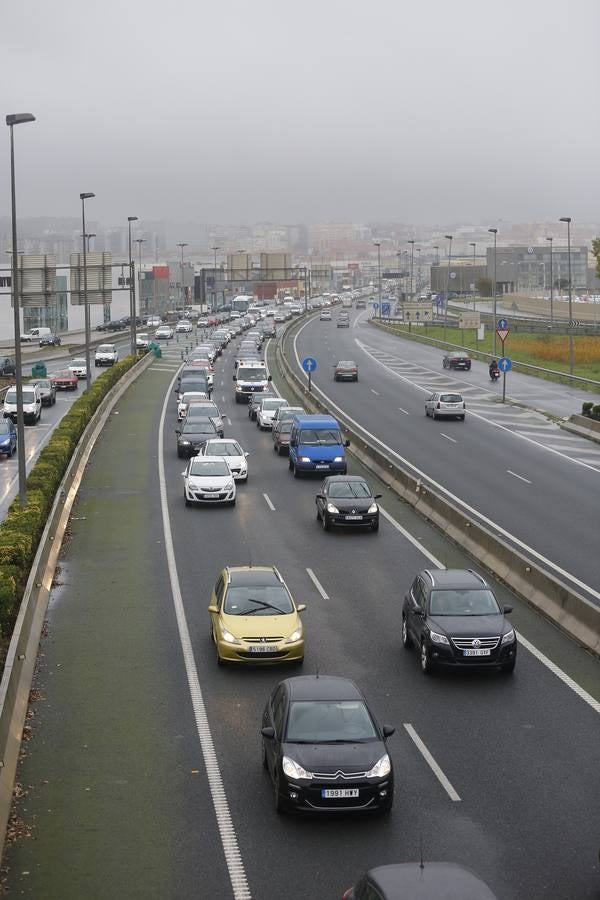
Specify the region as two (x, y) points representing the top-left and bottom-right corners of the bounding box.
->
(274, 312), (600, 658)
(0, 351), (155, 864)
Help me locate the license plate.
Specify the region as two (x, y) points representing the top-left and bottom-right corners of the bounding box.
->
(345, 515), (363, 520)
(315, 464), (329, 469)
(249, 645), (277, 653)
(321, 788), (359, 798)
(463, 648), (491, 656)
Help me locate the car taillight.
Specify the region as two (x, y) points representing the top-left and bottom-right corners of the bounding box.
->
(342, 891), (353, 900)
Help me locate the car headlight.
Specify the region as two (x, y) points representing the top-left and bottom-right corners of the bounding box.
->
(285, 627), (303, 644)
(501, 629), (515, 645)
(299, 456), (311, 463)
(326, 502), (339, 514)
(282, 755), (312, 780)
(221, 628), (240, 645)
(333, 456), (344, 463)
(366, 754), (391, 779)
(367, 502), (378, 514)
(429, 630), (449, 645)
(224, 481), (234, 490)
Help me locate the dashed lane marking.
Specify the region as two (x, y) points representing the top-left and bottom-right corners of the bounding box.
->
(306, 568), (329, 600)
(404, 724), (462, 801)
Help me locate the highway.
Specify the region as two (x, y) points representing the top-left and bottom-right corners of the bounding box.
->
(292, 309), (600, 603)
(3, 324), (599, 899)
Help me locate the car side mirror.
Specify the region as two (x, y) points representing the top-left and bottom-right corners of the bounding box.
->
(316, 493), (324, 500)
(244, 452), (249, 457)
(503, 605), (513, 614)
(232, 375), (237, 381)
(207, 605), (219, 614)
(297, 604), (306, 612)
(382, 724), (395, 738)
(344, 439), (351, 447)
(374, 494), (382, 499)
(175, 429), (181, 435)
(261, 726), (275, 740)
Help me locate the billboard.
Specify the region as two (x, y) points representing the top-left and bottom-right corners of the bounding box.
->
(70, 252), (113, 304)
(13, 254), (57, 308)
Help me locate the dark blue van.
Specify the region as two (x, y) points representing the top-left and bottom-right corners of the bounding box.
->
(288, 414), (350, 477)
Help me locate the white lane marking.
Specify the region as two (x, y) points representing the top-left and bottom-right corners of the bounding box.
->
(370, 389), (380, 396)
(403, 723), (461, 801)
(222, 395), (226, 403)
(506, 469), (532, 484)
(158, 374), (252, 900)
(263, 492), (276, 511)
(515, 632), (600, 714)
(440, 433), (457, 444)
(357, 339), (600, 474)
(306, 567), (329, 600)
(398, 407), (410, 415)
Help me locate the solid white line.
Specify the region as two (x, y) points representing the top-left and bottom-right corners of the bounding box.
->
(403, 723), (461, 801)
(370, 389), (380, 395)
(306, 568), (329, 600)
(506, 469), (532, 484)
(398, 407), (410, 415)
(158, 372), (252, 900)
(440, 433), (457, 444)
(515, 632), (600, 714)
(263, 492), (276, 511)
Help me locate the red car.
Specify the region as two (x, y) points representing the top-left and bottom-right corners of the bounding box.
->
(51, 369), (78, 391)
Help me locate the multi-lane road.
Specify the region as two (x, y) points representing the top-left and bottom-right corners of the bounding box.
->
(3, 317), (599, 899)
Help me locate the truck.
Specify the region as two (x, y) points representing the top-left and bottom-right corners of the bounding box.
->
(233, 361), (272, 403)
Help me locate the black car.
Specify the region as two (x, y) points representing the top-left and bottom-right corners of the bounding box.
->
(104, 320), (127, 332)
(343, 862), (498, 900)
(261, 675), (394, 814)
(0, 356), (16, 377)
(39, 333), (62, 347)
(402, 569), (517, 674)
(175, 419), (219, 458)
(316, 475), (381, 532)
(177, 378), (211, 401)
(334, 360), (358, 382)
(442, 351), (472, 370)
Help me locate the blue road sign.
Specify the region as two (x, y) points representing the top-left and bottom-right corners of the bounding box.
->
(302, 356), (318, 373)
(497, 318), (509, 330)
(498, 357), (512, 372)
(371, 302), (379, 310)
(435, 293), (446, 309)
(381, 302), (391, 316)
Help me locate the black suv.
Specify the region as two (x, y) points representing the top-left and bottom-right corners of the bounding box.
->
(401, 569), (516, 674)
(0, 356), (16, 377)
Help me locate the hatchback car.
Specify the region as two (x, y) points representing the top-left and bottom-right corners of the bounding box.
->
(257, 397), (289, 430)
(261, 675), (394, 814)
(198, 439), (249, 482)
(176, 319), (193, 333)
(316, 476), (381, 531)
(181, 456), (236, 507)
(402, 569), (517, 674)
(39, 333), (62, 347)
(177, 391), (209, 421)
(183, 400), (224, 437)
(319, 310), (332, 321)
(337, 314), (350, 328)
(68, 358), (88, 379)
(248, 392), (270, 422)
(272, 419), (294, 455)
(30, 377), (56, 406)
(442, 351), (472, 370)
(343, 862), (498, 900)
(155, 325), (174, 340)
(209, 566), (305, 665)
(136, 333), (150, 348)
(334, 361), (358, 382)
(175, 419), (219, 457)
(424, 391), (466, 420)
(0, 419), (17, 457)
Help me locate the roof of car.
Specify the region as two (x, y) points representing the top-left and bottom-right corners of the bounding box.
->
(367, 862), (497, 898)
(422, 569), (488, 589)
(284, 675), (362, 702)
(293, 414), (339, 427)
(227, 567), (281, 587)
(323, 475), (367, 484)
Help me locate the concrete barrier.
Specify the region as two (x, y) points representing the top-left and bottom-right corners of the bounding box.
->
(276, 315), (600, 657)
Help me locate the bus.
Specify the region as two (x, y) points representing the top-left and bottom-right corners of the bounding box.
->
(232, 295), (252, 315)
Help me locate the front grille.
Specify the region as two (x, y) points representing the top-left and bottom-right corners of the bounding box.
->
(452, 637), (499, 650)
(236, 650), (288, 659)
(242, 636), (283, 642)
(311, 770), (367, 780)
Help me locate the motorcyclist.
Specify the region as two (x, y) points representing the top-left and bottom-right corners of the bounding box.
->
(489, 359), (499, 379)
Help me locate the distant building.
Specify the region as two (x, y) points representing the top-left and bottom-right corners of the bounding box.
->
(486, 245), (587, 293)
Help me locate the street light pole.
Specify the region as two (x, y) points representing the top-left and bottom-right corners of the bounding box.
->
(211, 245), (221, 311)
(444, 234), (452, 340)
(469, 242), (477, 309)
(416, 247), (421, 298)
(127, 216), (138, 357)
(396, 250), (402, 308)
(80, 192), (95, 393)
(373, 242), (381, 318)
(135, 238), (146, 319)
(559, 217), (573, 374)
(408, 240), (415, 301)
(6, 112), (35, 509)
(488, 228), (498, 355)
(177, 242), (189, 314)
(545, 236), (554, 325)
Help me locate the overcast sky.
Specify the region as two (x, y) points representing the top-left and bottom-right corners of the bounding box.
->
(1, 0), (598, 225)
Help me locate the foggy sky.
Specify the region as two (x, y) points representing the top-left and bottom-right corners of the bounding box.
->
(1, 0), (599, 225)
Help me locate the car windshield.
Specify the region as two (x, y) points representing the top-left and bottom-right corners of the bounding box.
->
(20, 390), (36, 403)
(337, 361), (356, 368)
(188, 460), (230, 477)
(262, 399), (286, 411)
(429, 589), (500, 616)
(238, 368), (266, 382)
(181, 421), (215, 435)
(298, 428), (342, 446)
(286, 700), (377, 743)
(180, 381), (209, 394)
(205, 442), (241, 456)
(98, 345), (115, 352)
(186, 403), (219, 417)
(33, 380), (50, 389)
(71, 359), (85, 367)
(277, 422), (293, 434)
(327, 481), (371, 499)
(440, 394), (463, 403)
(223, 585), (294, 616)
(0, 422), (11, 434)
(182, 393), (207, 403)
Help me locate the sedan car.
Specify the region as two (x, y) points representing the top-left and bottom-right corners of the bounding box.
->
(136, 332), (150, 348)
(209, 566), (305, 665)
(176, 319), (193, 333)
(30, 377), (56, 406)
(181, 455), (236, 506)
(39, 333), (62, 347)
(256, 397), (289, 430)
(424, 391), (466, 420)
(183, 400), (224, 437)
(316, 475), (381, 531)
(248, 392), (269, 422)
(402, 568), (517, 674)
(343, 862), (498, 900)
(175, 419), (219, 457)
(0, 419), (17, 458)
(51, 369), (78, 391)
(442, 351), (472, 370)
(337, 314), (350, 328)
(155, 325), (174, 340)
(319, 310), (332, 321)
(334, 360), (358, 382)
(68, 358), (88, 379)
(261, 675), (394, 814)
(198, 439), (249, 481)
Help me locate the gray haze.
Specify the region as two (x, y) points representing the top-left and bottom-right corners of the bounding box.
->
(1, 0), (599, 224)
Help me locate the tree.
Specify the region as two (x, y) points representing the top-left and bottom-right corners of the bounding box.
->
(592, 238), (600, 279)
(476, 277), (492, 296)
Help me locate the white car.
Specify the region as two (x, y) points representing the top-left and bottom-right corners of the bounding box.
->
(176, 319), (193, 333)
(181, 456), (236, 507)
(178, 391), (209, 421)
(146, 316), (162, 327)
(95, 344), (118, 367)
(319, 310), (332, 321)
(425, 391), (466, 421)
(69, 358), (88, 379)
(136, 332), (150, 348)
(256, 397), (289, 430)
(155, 325), (174, 340)
(198, 438), (249, 482)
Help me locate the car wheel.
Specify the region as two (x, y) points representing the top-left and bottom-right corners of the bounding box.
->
(501, 658), (516, 674)
(432, 411), (437, 420)
(459, 415), (465, 421)
(425, 408), (429, 417)
(371, 518), (379, 533)
(322, 512), (330, 531)
(420, 640), (433, 674)
(273, 442), (278, 452)
(402, 615), (413, 649)
(184, 491), (190, 507)
(261, 740), (268, 770)
(177, 450), (183, 459)
(355, 375), (359, 382)
(229, 498), (236, 506)
(274, 773), (285, 814)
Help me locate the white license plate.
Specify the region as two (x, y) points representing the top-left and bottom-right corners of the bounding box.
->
(321, 788), (359, 798)
(463, 648), (491, 656)
(345, 515), (363, 520)
(445, 404), (461, 408)
(249, 645), (277, 653)
(315, 464), (329, 469)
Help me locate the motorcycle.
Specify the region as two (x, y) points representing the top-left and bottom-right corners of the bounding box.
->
(490, 368), (500, 382)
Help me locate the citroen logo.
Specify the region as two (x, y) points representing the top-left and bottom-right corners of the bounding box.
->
(472, 639), (481, 648)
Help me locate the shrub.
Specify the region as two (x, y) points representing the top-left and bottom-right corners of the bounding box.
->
(582, 402), (593, 416)
(592, 405), (600, 421)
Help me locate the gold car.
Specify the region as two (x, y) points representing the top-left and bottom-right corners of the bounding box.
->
(208, 566), (305, 665)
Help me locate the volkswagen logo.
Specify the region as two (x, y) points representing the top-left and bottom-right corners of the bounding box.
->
(472, 639), (481, 648)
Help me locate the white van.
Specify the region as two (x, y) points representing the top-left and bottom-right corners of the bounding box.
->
(20, 327), (52, 343)
(95, 344), (118, 367)
(4, 384), (42, 424)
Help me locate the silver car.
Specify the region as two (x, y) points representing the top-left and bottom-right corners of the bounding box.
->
(425, 392), (466, 421)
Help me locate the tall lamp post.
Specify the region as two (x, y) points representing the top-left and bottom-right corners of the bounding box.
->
(80, 192), (95, 392)
(545, 236), (554, 325)
(416, 247), (421, 298)
(488, 228), (498, 355)
(396, 250), (402, 306)
(444, 234), (453, 340)
(407, 240), (415, 301)
(127, 216), (138, 356)
(373, 242), (381, 317)
(177, 242), (188, 313)
(211, 245), (221, 311)
(559, 217), (573, 374)
(6, 111), (35, 509)
(469, 242), (477, 309)
(135, 238), (146, 319)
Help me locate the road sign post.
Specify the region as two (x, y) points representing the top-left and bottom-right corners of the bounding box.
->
(302, 356), (317, 393)
(498, 356), (512, 403)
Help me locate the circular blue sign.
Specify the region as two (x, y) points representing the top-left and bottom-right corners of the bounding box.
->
(371, 302), (379, 310)
(302, 356), (318, 373)
(498, 356), (512, 372)
(497, 318), (509, 330)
